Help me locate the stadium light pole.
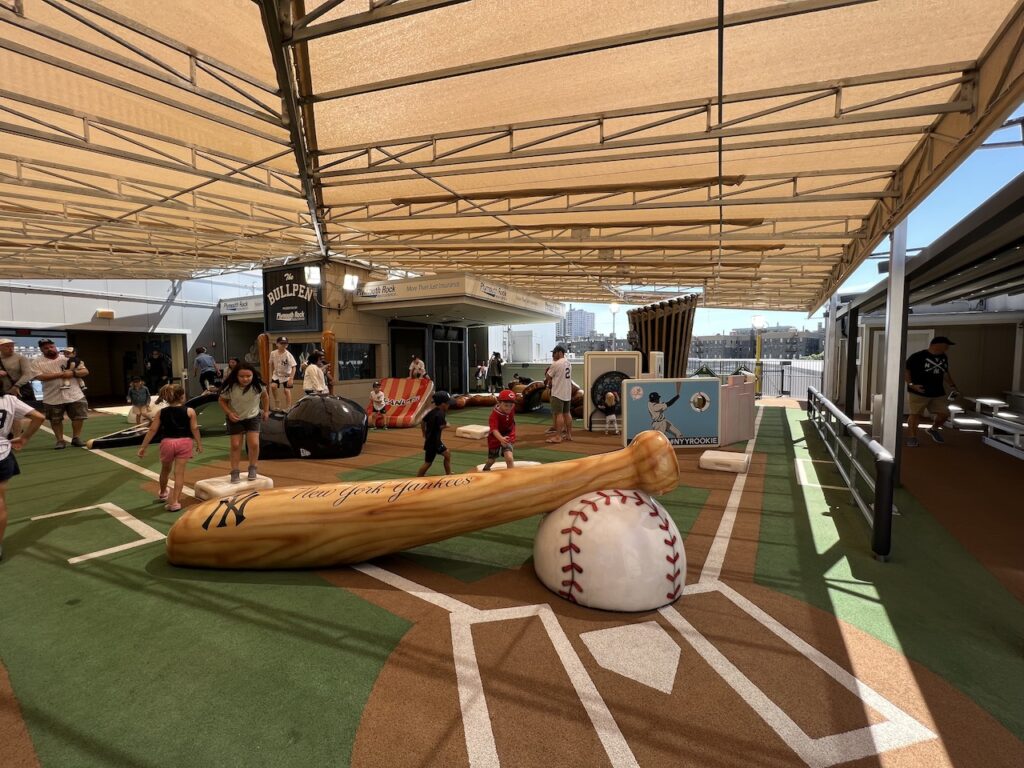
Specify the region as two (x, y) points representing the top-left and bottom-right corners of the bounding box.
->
(751, 314), (768, 397)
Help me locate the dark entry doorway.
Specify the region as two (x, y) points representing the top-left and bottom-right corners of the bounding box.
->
(432, 326), (465, 394)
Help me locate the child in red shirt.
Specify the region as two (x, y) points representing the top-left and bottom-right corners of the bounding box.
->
(482, 389), (516, 471)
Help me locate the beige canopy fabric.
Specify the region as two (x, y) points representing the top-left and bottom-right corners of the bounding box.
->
(2, 0), (1023, 310)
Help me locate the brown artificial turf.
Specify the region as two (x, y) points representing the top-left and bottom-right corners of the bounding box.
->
(312, 420), (1024, 768)
(0, 662), (41, 768)
(12, 403), (1020, 767)
(899, 428), (1024, 604)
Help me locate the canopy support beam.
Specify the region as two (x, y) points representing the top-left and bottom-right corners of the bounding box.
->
(257, 0), (329, 260)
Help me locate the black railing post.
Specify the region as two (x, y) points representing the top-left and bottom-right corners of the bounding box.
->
(872, 455), (894, 561)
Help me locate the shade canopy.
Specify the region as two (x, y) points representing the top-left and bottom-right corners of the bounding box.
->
(2, 0), (1023, 310)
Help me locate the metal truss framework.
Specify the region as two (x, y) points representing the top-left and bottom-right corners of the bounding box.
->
(299, 1), (1024, 310)
(0, 0), (318, 279)
(0, 0), (1021, 312)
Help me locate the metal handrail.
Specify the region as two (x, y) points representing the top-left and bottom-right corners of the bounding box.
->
(807, 386), (895, 560)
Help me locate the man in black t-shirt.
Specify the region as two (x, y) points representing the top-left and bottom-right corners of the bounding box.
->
(904, 336), (960, 447)
(417, 391), (452, 476)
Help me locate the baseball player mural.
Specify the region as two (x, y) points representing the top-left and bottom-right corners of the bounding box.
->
(648, 388), (684, 439)
(624, 377), (721, 447)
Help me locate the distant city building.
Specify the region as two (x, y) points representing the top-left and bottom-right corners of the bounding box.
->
(558, 305), (595, 339)
(691, 323), (824, 359)
(487, 323), (557, 362)
(558, 332), (630, 354)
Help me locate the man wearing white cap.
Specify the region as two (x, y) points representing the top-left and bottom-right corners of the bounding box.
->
(0, 339), (33, 400)
(32, 339), (90, 449)
(268, 336), (297, 410)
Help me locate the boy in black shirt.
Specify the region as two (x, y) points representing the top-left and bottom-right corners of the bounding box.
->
(904, 336), (960, 446)
(417, 391), (452, 476)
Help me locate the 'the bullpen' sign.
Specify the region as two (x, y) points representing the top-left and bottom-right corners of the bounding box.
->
(622, 377), (721, 447)
(262, 265), (322, 334)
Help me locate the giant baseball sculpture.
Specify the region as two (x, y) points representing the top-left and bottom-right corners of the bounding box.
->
(167, 430), (679, 569)
(533, 491), (684, 611)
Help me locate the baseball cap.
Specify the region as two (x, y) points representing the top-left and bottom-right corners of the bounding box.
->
(372, 380), (381, 387)
(552, 344), (567, 354)
(0, 338), (14, 345)
(275, 336), (289, 343)
(497, 389), (516, 402)
(930, 336), (955, 345)
(432, 390), (451, 405)
(63, 346), (75, 354)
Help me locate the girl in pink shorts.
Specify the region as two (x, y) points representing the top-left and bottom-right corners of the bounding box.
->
(138, 384), (202, 512)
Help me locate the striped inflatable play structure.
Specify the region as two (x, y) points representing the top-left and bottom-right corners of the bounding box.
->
(368, 377), (435, 428)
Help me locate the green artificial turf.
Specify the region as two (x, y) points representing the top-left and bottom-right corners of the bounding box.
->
(753, 406), (1024, 739)
(3, 423), (410, 768)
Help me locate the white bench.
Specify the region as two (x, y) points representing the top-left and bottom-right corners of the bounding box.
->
(971, 397), (1009, 415)
(974, 412), (1024, 460)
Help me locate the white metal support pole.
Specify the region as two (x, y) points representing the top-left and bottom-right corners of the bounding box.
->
(1013, 320), (1023, 391)
(822, 294), (840, 399)
(881, 220), (909, 469)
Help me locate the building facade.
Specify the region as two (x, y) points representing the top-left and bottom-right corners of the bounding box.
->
(557, 306), (595, 339)
(691, 324), (825, 359)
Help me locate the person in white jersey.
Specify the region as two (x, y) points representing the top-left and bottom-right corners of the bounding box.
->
(545, 345), (573, 444)
(268, 336), (297, 411)
(0, 393), (45, 561)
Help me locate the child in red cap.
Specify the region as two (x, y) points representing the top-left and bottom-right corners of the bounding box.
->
(482, 389), (517, 471)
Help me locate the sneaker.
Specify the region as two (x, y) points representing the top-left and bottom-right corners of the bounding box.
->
(927, 428), (945, 444)
(158, 489), (169, 501)
(165, 503), (182, 512)
(54, 441), (66, 450)
(70, 436), (84, 447)
(230, 469), (241, 484)
(247, 466), (258, 481)
(906, 437), (920, 448)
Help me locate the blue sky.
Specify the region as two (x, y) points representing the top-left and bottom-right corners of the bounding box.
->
(574, 106), (1024, 337)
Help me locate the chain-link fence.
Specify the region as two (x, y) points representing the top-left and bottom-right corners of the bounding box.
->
(686, 358), (823, 398)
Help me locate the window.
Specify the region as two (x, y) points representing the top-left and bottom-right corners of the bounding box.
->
(336, 342), (377, 381)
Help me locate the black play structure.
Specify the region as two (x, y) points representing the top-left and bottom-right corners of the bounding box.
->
(87, 392), (368, 459)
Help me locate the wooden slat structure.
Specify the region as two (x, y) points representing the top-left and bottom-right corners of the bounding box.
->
(626, 295), (699, 378)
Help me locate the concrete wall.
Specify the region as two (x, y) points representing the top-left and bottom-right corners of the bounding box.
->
(319, 264), (389, 403)
(0, 274), (261, 399)
(0, 275), (259, 340)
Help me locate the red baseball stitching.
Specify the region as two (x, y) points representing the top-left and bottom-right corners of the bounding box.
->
(556, 490), (682, 604)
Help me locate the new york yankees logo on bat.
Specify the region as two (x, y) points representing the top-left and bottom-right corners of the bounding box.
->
(201, 491), (259, 530)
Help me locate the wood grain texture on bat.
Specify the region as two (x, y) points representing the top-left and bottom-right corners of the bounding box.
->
(167, 430), (680, 570)
(257, 332), (270, 384)
(322, 330), (337, 388)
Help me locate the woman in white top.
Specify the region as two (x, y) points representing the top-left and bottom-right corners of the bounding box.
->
(302, 350), (329, 395)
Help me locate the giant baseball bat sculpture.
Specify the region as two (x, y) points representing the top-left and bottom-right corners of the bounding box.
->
(322, 330), (336, 391)
(257, 332), (271, 384)
(167, 430), (679, 569)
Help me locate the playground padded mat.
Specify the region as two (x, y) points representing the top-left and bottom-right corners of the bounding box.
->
(1, 404), (1022, 767)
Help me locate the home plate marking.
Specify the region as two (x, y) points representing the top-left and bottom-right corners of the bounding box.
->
(580, 622), (680, 694)
(32, 503), (165, 564)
